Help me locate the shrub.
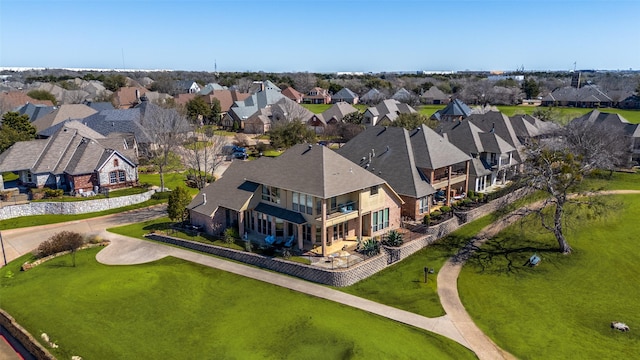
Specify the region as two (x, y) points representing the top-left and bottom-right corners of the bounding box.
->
(35, 231), (85, 258)
(223, 227), (239, 244)
(440, 206), (452, 213)
(422, 214), (430, 225)
(430, 210), (442, 218)
(382, 230), (404, 247)
(44, 188), (63, 199)
(467, 190), (475, 198)
(462, 198), (473, 206)
(151, 191), (171, 200)
(358, 238), (380, 256)
(30, 188), (46, 200)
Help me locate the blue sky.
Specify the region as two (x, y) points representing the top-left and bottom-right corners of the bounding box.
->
(1, 0), (638, 73)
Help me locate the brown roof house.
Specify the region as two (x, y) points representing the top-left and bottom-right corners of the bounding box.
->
(281, 86), (304, 103)
(0, 91), (55, 112)
(187, 143), (403, 256)
(338, 125), (471, 219)
(363, 99), (416, 127)
(303, 87), (331, 104)
(0, 124), (138, 194)
(308, 102), (358, 134)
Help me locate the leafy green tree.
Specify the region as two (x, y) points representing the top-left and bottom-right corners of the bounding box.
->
(342, 111), (364, 125)
(521, 78), (540, 99)
(185, 96), (211, 124)
(167, 186), (192, 223)
(0, 112), (37, 152)
(210, 98), (222, 124)
(103, 74), (127, 92)
(328, 82), (343, 94)
(27, 89), (57, 106)
(390, 113), (438, 130)
(268, 121), (316, 149)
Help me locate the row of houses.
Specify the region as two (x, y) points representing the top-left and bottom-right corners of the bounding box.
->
(187, 101), (565, 256)
(541, 85), (640, 109)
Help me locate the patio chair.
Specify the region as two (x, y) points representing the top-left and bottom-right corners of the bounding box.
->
(284, 235), (295, 248)
(264, 235), (276, 245)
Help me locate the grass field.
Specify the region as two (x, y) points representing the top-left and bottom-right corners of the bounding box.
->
(417, 104), (640, 123)
(0, 249), (475, 360)
(138, 171), (200, 196)
(458, 194), (640, 359)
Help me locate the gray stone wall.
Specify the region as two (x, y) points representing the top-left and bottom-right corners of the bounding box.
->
(0, 309), (55, 360)
(0, 190), (155, 220)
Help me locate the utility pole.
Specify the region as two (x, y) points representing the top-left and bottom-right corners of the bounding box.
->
(0, 230), (7, 266)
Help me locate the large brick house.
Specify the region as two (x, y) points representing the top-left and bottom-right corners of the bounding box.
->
(338, 125), (471, 220)
(187, 144), (403, 256)
(0, 124), (138, 194)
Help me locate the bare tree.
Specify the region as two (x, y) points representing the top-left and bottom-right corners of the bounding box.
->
(183, 134), (227, 189)
(144, 104), (192, 191)
(292, 72), (317, 94)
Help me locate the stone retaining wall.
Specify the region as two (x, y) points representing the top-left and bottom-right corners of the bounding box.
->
(145, 234), (390, 287)
(0, 309), (54, 360)
(145, 188), (531, 287)
(0, 190), (156, 220)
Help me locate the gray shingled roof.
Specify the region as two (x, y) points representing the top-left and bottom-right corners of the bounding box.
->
(433, 99), (472, 119)
(320, 102), (358, 123)
(249, 144), (387, 198)
(16, 103), (55, 122)
(337, 126), (436, 198)
(0, 126), (136, 176)
(332, 88), (358, 102)
(409, 125), (471, 169)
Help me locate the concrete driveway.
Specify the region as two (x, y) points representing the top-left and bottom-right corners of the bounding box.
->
(0, 205), (166, 266)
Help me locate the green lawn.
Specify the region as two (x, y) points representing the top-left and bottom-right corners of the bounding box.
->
(108, 216), (244, 251)
(301, 104), (332, 114)
(0, 249), (475, 360)
(458, 194), (640, 359)
(138, 171), (200, 196)
(582, 171), (640, 191)
(416, 104), (640, 124)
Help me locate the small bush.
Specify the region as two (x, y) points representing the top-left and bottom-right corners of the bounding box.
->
(223, 227), (239, 244)
(467, 190), (475, 198)
(151, 191), (171, 200)
(44, 188), (63, 199)
(430, 210), (442, 218)
(422, 214), (430, 225)
(35, 231), (85, 258)
(382, 230), (404, 247)
(462, 198), (472, 206)
(30, 188), (46, 200)
(440, 206), (451, 213)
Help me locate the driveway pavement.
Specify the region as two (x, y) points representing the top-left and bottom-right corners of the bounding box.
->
(0, 205), (166, 266)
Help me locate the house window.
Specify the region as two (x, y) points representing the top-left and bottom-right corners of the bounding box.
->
(419, 197), (429, 214)
(109, 171), (117, 184)
(113, 158), (119, 167)
(118, 170), (126, 182)
(292, 192), (312, 214)
(303, 224), (312, 242)
(370, 185), (379, 195)
(372, 208), (390, 232)
(261, 186), (280, 204)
